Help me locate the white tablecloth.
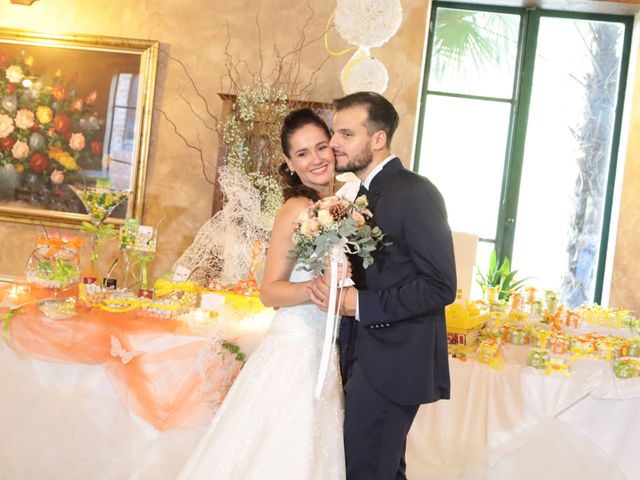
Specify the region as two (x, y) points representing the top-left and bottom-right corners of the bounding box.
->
(1, 339), (638, 480)
(406, 346), (640, 480)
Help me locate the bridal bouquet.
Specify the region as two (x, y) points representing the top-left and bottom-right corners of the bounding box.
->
(289, 194), (386, 274)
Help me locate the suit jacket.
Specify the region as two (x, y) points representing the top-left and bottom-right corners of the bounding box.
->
(347, 157), (457, 406)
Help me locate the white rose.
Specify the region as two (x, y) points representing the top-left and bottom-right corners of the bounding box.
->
(297, 209), (311, 223)
(300, 218), (319, 236)
(5, 65), (24, 83)
(318, 209), (334, 227)
(355, 195), (368, 208)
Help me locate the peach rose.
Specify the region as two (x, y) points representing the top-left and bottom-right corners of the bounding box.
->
(36, 106), (53, 125)
(319, 195), (339, 209)
(69, 132), (86, 151)
(15, 109), (35, 130)
(51, 85), (67, 102)
(351, 211), (365, 228)
(50, 169), (65, 185)
(71, 98), (83, 112)
(11, 140), (29, 159)
(300, 218), (319, 237)
(0, 113), (14, 139)
(85, 90), (97, 105)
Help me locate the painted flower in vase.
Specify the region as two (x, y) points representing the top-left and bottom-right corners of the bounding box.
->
(0, 49), (107, 211)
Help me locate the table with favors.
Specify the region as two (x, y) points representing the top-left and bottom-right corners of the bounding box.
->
(0, 192), (278, 478)
(402, 286), (640, 480)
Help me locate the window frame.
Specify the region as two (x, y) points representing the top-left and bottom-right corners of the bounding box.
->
(413, 1), (633, 304)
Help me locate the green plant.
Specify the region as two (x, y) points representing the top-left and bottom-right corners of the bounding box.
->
(475, 250), (528, 300)
(37, 258), (80, 287)
(221, 341), (246, 365)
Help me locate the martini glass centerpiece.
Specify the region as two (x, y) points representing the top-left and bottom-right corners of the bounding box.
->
(73, 185), (130, 282)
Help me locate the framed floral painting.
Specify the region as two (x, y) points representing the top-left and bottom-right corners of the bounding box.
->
(0, 28), (158, 227)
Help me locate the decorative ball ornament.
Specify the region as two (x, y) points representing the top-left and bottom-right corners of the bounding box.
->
(334, 0), (403, 49)
(341, 51), (389, 95)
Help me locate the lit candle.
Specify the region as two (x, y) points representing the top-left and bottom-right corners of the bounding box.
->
(7, 285), (28, 304)
(190, 308), (212, 326)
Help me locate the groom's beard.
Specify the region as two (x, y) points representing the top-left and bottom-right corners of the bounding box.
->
(335, 144), (373, 174)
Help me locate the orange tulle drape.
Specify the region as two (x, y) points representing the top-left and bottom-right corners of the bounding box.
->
(1, 284), (240, 431)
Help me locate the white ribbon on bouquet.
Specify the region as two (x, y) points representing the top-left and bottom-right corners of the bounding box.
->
(314, 239), (354, 400)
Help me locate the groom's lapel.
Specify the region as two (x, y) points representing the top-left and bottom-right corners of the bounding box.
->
(367, 157), (403, 211)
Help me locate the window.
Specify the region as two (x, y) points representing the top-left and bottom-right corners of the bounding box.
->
(415, 3), (632, 306)
(104, 72), (139, 191)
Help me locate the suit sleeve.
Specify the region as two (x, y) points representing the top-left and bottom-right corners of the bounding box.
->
(358, 181), (457, 326)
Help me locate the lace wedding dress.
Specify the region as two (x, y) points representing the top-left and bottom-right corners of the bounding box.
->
(178, 267), (345, 480)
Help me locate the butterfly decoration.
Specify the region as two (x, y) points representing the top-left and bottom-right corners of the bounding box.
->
(110, 335), (141, 364)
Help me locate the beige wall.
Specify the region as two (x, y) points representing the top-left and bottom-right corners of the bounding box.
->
(609, 15), (640, 312)
(0, 0), (429, 282)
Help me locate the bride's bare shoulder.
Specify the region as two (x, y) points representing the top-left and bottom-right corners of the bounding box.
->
(277, 196), (314, 219)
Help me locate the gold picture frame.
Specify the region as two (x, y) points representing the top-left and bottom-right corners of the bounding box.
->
(0, 28), (158, 227)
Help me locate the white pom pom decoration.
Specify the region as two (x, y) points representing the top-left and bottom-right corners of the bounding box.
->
(341, 52), (389, 94)
(334, 0), (403, 48)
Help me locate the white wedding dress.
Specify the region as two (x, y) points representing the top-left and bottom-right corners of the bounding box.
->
(178, 267), (345, 480)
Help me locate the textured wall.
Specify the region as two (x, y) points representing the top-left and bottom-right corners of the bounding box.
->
(0, 0), (430, 281)
(609, 24), (640, 313)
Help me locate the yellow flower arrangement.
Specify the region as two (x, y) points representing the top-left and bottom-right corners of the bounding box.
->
(36, 105), (53, 124)
(48, 146), (79, 171)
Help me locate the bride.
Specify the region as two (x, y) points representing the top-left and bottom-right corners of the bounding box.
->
(178, 108), (345, 480)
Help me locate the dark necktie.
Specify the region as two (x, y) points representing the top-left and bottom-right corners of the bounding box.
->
(357, 183), (368, 199)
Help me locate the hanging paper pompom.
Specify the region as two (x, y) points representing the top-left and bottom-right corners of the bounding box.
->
(341, 53), (389, 94)
(334, 0), (403, 48)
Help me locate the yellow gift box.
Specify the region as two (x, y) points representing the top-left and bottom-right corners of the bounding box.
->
(446, 303), (490, 346)
(202, 289), (266, 316)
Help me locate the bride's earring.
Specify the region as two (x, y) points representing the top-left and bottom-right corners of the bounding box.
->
(290, 169), (295, 176)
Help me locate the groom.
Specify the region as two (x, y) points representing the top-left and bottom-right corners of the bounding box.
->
(310, 91), (457, 479)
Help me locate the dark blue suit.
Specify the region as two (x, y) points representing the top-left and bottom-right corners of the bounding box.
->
(339, 158), (456, 479)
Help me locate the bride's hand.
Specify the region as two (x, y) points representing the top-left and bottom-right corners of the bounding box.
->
(309, 258), (352, 312)
(320, 257), (352, 286)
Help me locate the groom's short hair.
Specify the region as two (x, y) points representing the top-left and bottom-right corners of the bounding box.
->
(333, 91), (399, 146)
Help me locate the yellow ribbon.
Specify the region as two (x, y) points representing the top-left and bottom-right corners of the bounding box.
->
(78, 284), (144, 312)
(324, 11), (358, 57)
(340, 49), (367, 93)
(153, 279), (200, 298)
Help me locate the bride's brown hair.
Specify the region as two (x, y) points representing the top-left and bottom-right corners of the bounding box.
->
(279, 108), (332, 202)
